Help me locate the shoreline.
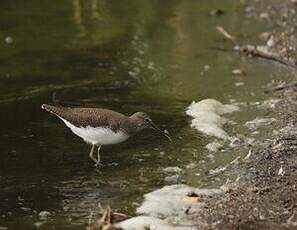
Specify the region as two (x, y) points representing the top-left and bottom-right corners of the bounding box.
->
(195, 0), (297, 228)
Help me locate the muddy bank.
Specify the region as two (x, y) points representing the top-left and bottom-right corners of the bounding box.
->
(196, 91), (297, 229)
(193, 0), (297, 229)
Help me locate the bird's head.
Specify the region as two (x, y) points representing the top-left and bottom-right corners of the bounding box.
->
(130, 112), (172, 141)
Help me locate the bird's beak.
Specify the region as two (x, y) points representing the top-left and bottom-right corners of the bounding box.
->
(147, 120), (172, 142)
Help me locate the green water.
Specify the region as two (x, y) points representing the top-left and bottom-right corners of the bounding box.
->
(0, 0), (287, 229)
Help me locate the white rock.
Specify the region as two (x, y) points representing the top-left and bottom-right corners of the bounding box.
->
(186, 99), (239, 140)
(4, 36), (13, 44)
(205, 142), (223, 152)
(257, 99), (281, 109)
(116, 216), (186, 230)
(266, 35), (275, 47)
(163, 166), (183, 174)
(34, 222), (44, 228)
(244, 117), (276, 130)
(235, 82), (244, 86)
(186, 99), (239, 116)
(38, 211), (51, 220)
(280, 125), (297, 135)
(117, 185), (222, 229)
(20, 207), (31, 212)
(136, 184), (221, 218)
(278, 166), (285, 176)
(203, 65), (211, 71)
(209, 166), (227, 175)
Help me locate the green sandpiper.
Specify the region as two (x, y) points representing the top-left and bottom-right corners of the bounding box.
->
(41, 104), (171, 166)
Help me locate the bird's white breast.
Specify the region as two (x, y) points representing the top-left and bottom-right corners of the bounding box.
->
(60, 118), (129, 145)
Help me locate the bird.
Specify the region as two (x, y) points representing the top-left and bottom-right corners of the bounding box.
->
(41, 104), (171, 166)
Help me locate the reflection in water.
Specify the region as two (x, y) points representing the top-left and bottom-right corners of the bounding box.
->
(71, 0), (124, 46)
(72, 0), (109, 38)
(72, 0), (86, 38)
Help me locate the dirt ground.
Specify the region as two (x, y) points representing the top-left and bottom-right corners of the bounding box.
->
(194, 0), (297, 229)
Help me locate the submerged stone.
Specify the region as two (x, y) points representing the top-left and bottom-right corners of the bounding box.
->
(38, 211), (51, 220)
(205, 142), (223, 152)
(164, 175), (181, 184)
(244, 117), (276, 130)
(163, 166), (184, 174)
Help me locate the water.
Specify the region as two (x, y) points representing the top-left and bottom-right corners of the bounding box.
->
(0, 0), (289, 229)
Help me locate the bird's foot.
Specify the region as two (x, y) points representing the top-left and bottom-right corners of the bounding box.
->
(107, 162), (119, 167)
(94, 161), (103, 168)
(93, 161), (119, 168)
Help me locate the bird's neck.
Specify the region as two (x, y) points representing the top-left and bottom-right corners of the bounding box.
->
(124, 117), (143, 135)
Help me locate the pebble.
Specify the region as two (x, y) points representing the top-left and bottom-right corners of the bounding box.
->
(259, 32), (271, 41)
(203, 65), (211, 71)
(235, 82), (245, 86)
(266, 35), (276, 47)
(186, 162), (196, 169)
(220, 185), (232, 193)
(259, 12), (269, 20)
(257, 99), (281, 109)
(207, 154), (214, 159)
(20, 207), (31, 212)
(232, 69), (246, 76)
(205, 142), (223, 152)
(229, 137), (243, 147)
(244, 117), (276, 130)
(209, 166), (227, 175)
(163, 166), (183, 174)
(209, 8), (224, 16)
(34, 222), (44, 228)
(38, 211), (51, 220)
(278, 166), (285, 176)
(164, 175), (180, 184)
(4, 36), (13, 44)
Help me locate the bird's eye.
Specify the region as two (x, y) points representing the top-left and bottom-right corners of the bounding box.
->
(144, 118), (150, 123)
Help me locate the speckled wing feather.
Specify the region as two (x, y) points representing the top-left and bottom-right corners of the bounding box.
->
(41, 104), (130, 132)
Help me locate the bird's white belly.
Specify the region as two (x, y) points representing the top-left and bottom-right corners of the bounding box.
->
(60, 118), (129, 145)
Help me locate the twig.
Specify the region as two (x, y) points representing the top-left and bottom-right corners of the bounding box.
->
(87, 204), (127, 230)
(215, 26), (297, 69)
(216, 26), (237, 45)
(264, 81), (297, 93)
(240, 45), (297, 68)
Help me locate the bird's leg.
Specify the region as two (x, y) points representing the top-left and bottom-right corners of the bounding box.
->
(95, 145), (103, 167)
(97, 145), (101, 163)
(89, 144), (97, 164)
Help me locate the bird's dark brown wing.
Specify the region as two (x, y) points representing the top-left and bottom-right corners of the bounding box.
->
(41, 104), (129, 132)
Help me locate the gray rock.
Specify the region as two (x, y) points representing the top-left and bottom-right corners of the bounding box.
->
(205, 142), (223, 152)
